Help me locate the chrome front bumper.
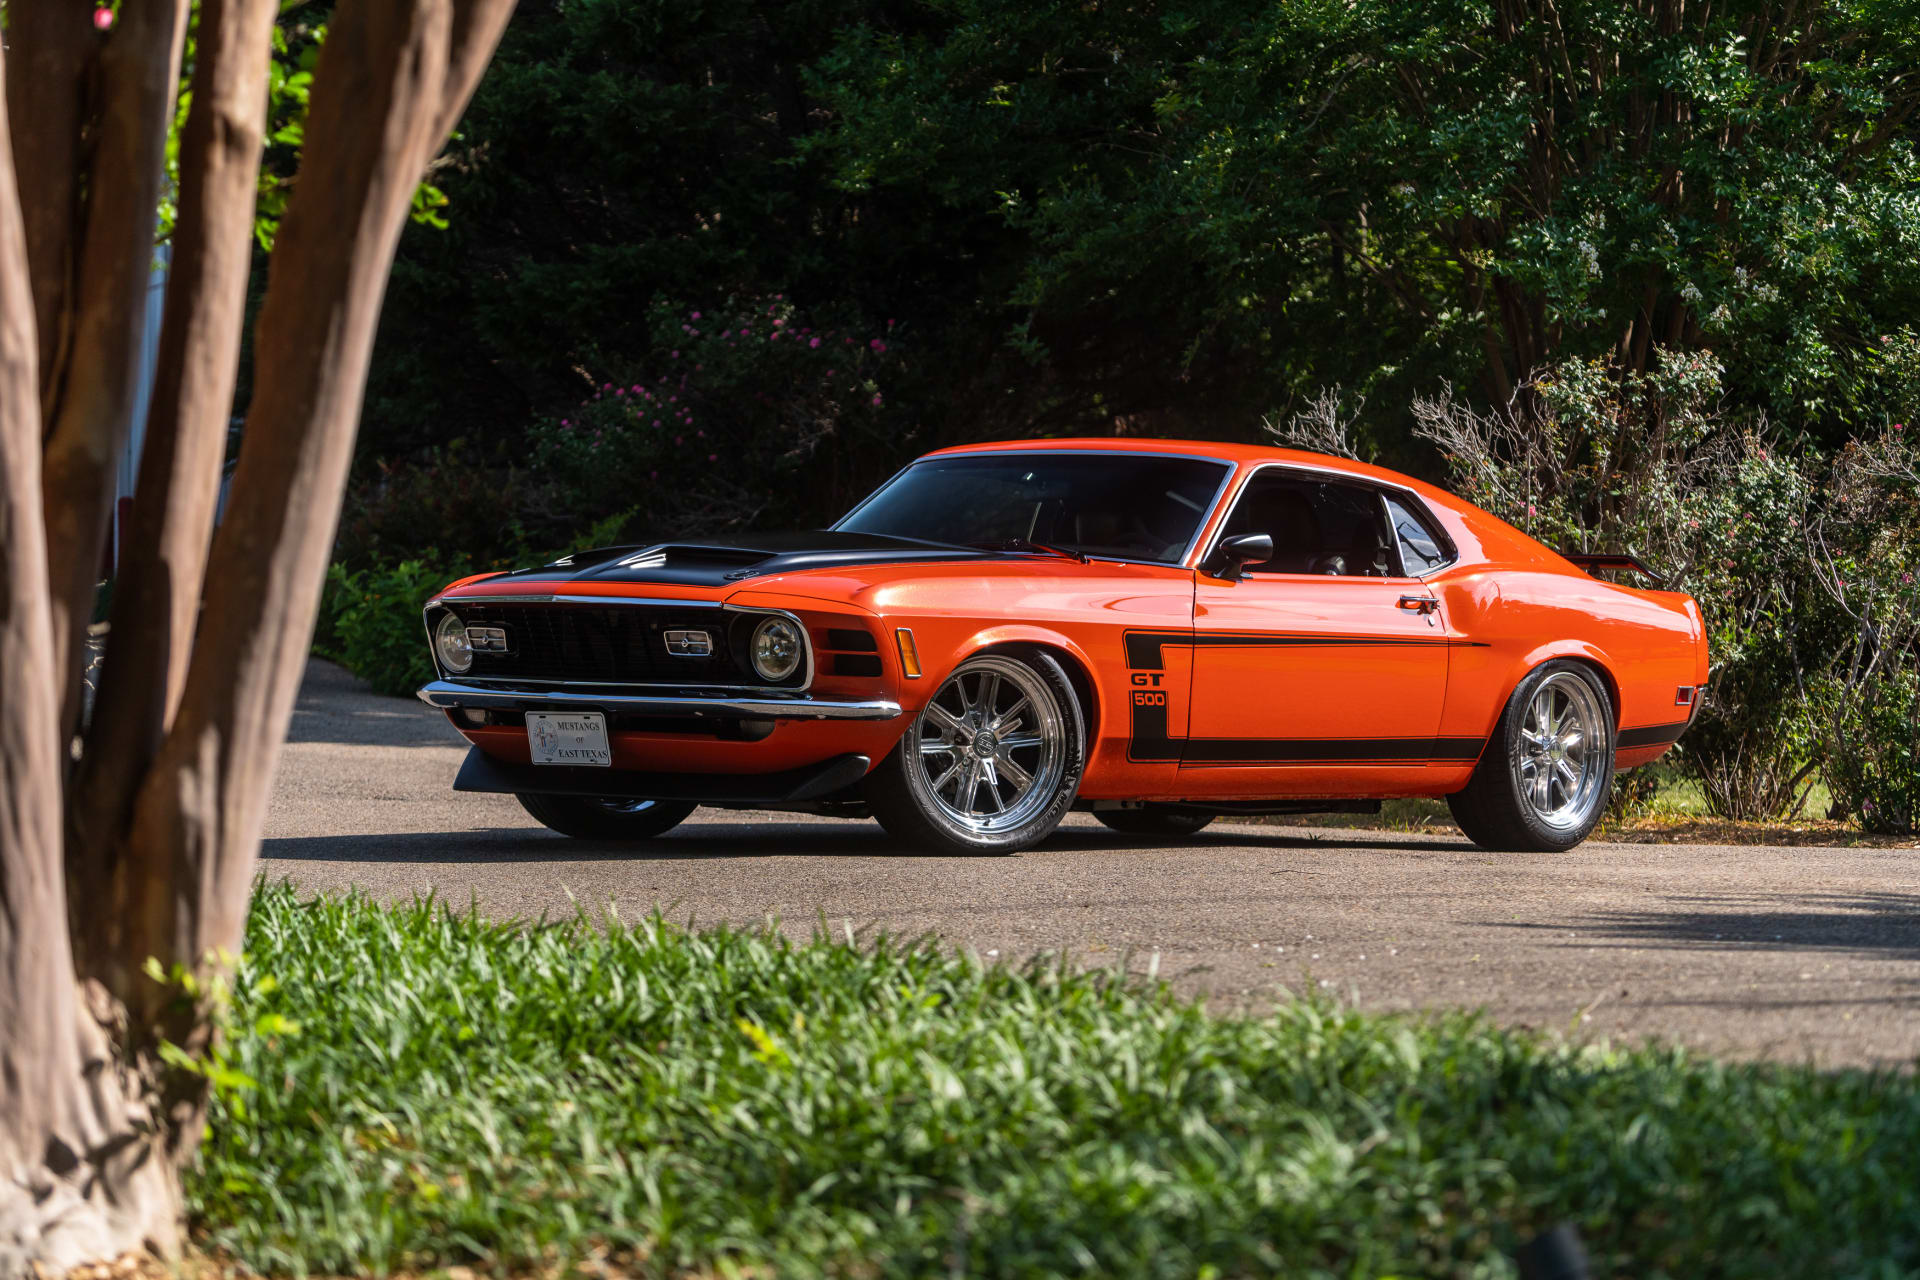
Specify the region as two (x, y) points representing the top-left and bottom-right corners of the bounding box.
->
(417, 679), (903, 721)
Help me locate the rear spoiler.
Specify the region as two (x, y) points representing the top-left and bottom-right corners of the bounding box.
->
(1561, 552), (1665, 587)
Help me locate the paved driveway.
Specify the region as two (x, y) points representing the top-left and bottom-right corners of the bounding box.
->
(265, 660), (1920, 1068)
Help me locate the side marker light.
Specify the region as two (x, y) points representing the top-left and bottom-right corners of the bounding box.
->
(895, 628), (923, 679)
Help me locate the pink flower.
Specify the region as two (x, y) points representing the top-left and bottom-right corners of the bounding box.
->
(691, 311), (701, 320)
(631, 384), (642, 393)
(93, 6), (113, 30)
(740, 328), (750, 337)
(887, 318), (896, 328)
(1526, 504), (1536, 516)
(809, 337), (821, 348)
(669, 350), (679, 359)
(614, 388), (625, 396)
(871, 394), (883, 407)
(773, 318), (785, 328)
(1896, 423), (1907, 432)
(560, 419), (570, 427)
(651, 419), (660, 427)
(1687, 519), (1700, 529)
(870, 339), (887, 352)
(708, 453), (718, 462)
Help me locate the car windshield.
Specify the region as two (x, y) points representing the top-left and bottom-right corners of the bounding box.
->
(837, 452), (1231, 564)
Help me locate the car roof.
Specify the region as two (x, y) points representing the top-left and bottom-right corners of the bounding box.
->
(922, 437), (1431, 491)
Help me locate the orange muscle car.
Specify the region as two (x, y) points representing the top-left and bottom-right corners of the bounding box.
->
(419, 440), (1708, 852)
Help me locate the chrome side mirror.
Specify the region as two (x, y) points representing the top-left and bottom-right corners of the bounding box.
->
(1209, 532), (1273, 582)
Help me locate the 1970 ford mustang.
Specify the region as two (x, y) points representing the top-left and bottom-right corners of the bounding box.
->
(419, 440), (1708, 853)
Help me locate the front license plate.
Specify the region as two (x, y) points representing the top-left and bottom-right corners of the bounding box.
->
(526, 711), (611, 767)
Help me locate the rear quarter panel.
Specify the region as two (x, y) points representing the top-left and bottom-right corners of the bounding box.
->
(1422, 497), (1704, 771)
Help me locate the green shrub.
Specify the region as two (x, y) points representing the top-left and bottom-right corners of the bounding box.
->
(1807, 406), (1920, 832)
(193, 884), (1920, 1278)
(1820, 669), (1920, 834)
(318, 557), (466, 697)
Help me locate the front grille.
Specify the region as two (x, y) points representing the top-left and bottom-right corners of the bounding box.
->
(448, 603), (745, 685)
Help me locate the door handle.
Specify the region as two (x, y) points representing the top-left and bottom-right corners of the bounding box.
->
(1397, 595), (1439, 614)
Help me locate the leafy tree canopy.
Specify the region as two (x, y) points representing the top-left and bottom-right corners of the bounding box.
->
(812, 0), (1920, 448)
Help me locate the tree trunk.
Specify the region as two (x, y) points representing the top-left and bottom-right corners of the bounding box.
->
(0, 1), (515, 1271)
(0, 48), (179, 1274)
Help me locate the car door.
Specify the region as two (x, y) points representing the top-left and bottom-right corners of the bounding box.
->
(1181, 467), (1455, 778)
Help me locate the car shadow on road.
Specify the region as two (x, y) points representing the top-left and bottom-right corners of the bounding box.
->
(1494, 892), (1920, 961)
(264, 818), (1483, 864)
(1045, 825), (1480, 855)
(262, 824), (880, 863)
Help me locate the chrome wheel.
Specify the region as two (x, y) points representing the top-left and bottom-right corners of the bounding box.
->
(911, 655), (1066, 837)
(1514, 671), (1607, 831)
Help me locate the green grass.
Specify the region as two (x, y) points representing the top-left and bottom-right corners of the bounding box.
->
(193, 884), (1920, 1279)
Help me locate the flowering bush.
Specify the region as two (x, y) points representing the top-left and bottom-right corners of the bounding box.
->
(532, 298), (904, 534)
(334, 447), (570, 571)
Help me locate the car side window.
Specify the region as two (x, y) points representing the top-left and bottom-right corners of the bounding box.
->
(1217, 472), (1395, 577)
(1383, 493), (1450, 575)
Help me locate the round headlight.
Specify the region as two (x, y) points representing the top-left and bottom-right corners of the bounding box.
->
(434, 612), (473, 674)
(749, 616), (803, 683)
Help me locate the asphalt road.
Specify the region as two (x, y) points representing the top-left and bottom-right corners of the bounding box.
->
(265, 659), (1920, 1069)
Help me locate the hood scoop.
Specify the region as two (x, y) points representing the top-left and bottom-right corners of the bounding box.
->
(492, 530), (995, 589)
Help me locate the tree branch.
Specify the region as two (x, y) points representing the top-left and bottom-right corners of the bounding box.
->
(31, 0), (191, 748)
(73, 0), (281, 976)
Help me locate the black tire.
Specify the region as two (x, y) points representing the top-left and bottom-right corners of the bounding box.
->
(866, 649), (1086, 854)
(515, 794), (697, 840)
(1447, 659), (1615, 852)
(1093, 807), (1215, 838)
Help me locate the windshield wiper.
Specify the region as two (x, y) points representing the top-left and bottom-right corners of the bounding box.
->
(976, 537), (1089, 564)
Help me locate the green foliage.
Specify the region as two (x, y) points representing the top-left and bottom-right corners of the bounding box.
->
(1820, 668), (1920, 834)
(332, 445), (570, 572)
(193, 884), (1920, 1277)
(530, 296), (906, 532)
(360, 0), (938, 470)
(318, 557), (468, 697)
(161, 4), (457, 251)
(811, 0), (1920, 449)
(1808, 407), (1920, 832)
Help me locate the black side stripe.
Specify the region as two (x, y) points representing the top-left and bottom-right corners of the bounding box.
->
(1181, 736), (1487, 764)
(1618, 721), (1690, 749)
(1125, 629), (1449, 670)
(1125, 695), (1486, 765)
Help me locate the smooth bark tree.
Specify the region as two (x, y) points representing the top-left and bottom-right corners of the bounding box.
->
(0, 0), (515, 1271)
